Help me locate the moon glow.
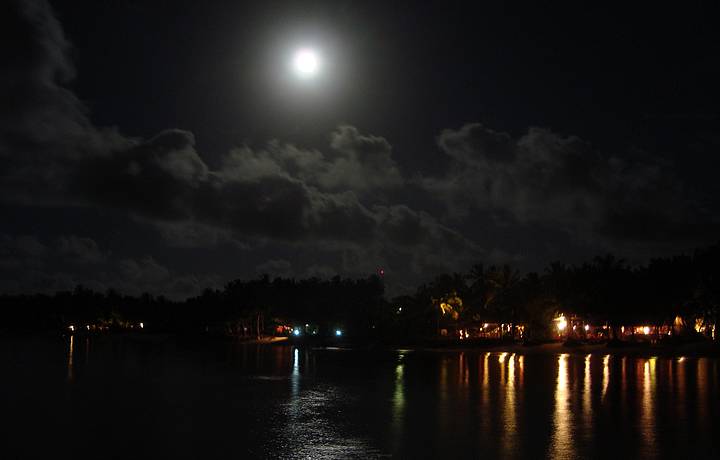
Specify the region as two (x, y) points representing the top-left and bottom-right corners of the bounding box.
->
(293, 48), (319, 78)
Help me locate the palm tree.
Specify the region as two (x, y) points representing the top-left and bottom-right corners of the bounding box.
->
(425, 273), (467, 336)
(467, 264), (520, 338)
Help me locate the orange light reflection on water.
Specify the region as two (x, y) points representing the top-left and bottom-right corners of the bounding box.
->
(582, 354), (592, 436)
(639, 358), (657, 458)
(549, 354), (574, 460)
(602, 355), (610, 400)
(501, 353), (518, 455)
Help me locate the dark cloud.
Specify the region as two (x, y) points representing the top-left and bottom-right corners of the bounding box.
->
(438, 123), (515, 164)
(0, 234), (47, 270)
(1, 0), (73, 84)
(56, 235), (105, 264)
(68, 129), (388, 243)
(255, 259), (293, 278)
(0, 0), (129, 204)
(0, 1), (414, 248)
(151, 220), (242, 249)
(0, 233), (220, 299)
(425, 123), (720, 251)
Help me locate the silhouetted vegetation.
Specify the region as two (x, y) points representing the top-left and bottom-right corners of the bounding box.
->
(1, 244), (719, 343)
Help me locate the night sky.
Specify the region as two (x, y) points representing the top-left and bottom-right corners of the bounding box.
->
(2, 0), (719, 298)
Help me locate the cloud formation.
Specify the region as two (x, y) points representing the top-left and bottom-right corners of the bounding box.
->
(424, 123), (719, 248)
(0, 0), (483, 296)
(1, 0), (717, 298)
(0, 3), (451, 241)
(0, 233), (218, 298)
(0, 0), (130, 205)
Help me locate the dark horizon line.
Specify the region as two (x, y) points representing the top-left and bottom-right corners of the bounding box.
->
(2, 239), (719, 303)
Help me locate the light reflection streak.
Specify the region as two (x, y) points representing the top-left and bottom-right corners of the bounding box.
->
(583, 354), (592, 434)
(479, 352), (491, 448)
(501, 353), (517, 455)
(550, 354), (574, 459)
(481, 352), (490, 412)
(508, 353), (515, 384)
(640, 358), (657, 458)
(483, 353), (489, 388)
(291, 347), (300, 397)
(601, 355), (610, 401)
(285, 347), (302, 448)
(393, 361), (405, 416)
(463, 353), (469, 386)
(283, 347), (373, 457)
(66, 335), (74, 382)
(499, 352), (507, 384)
(676, 356), (686, 424)
(392, 353), (406, 449)
(459, 352), (469, 387)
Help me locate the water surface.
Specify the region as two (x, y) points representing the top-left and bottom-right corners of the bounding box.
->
(3, 337), (718, 459)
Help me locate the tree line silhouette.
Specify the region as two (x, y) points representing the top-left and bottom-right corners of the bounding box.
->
(1, 243), (718, 342)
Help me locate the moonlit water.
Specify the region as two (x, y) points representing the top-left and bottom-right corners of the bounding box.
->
(3, 337), (719, 459)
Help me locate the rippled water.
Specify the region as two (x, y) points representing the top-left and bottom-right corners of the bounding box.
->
(3, 337), (719, 459)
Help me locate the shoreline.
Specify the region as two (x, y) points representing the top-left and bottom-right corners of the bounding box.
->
(408, 341), (720, 358)
(275, 335), (720, 358)
(3, 331), (718, 358)
(304, 338), (720, 358)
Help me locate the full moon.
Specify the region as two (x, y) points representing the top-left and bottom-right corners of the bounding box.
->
(293, 48), (319, 78)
